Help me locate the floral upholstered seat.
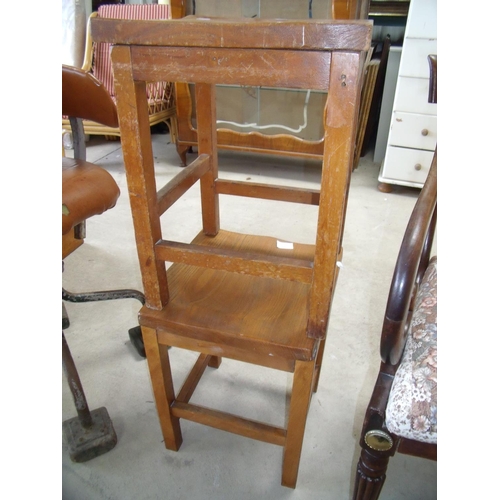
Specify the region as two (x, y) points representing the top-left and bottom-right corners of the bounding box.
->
(386, 256), (437, 444)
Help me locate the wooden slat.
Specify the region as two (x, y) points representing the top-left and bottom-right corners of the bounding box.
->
(156, 330), (295, 373)
(176, 353), (211, 404)
(155, 240), (314, 284)
(307, 50), (364, 339)
(216, 179), (320, 206)
(195, 83), (220, 236)
(111, 45), (169, 309)
(91, 17), (373, 52)
(171, 401), (287, 446)
(129, 47), (331, 91)
(157, 154), (210, 215)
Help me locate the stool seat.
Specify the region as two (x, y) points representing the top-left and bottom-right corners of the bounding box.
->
(139, 230), (318, 367)
(62, 157), (120, 236)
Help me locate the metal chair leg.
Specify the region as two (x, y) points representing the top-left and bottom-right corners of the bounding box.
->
(62, 331), (117, 462)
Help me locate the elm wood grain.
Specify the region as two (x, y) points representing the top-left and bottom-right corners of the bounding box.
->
(101, 17), (371, 487)
(91, 18), (372, 52)
(155, 240), (314, 284)
(307, 51), (364, 340)
(176, 353), (213, 404)
(312, 338), (326, 393)
(142, 325), (182, 450)
(111, 45), (169, 310)
(195, 83), (219, 236)
(171, 401), (287, 446)
(129, 47), (332, 92)
(157, 154), (210, 215)
(92, 15), (371, 163)
(188, 228), (315, 264)
(215, 179), (320, 205)
(282, 359), (316, 488)
(142, 232), (318, 362)
(155, 330), (297, 372)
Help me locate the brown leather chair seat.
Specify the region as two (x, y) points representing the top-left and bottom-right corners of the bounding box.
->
(62, 156), (120, 236)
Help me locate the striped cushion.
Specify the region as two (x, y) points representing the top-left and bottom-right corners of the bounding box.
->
(93, 4), (171, 98)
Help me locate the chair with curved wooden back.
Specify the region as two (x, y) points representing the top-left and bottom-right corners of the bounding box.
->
(91, 16), (372, 488)
(352, 55), (437, 499)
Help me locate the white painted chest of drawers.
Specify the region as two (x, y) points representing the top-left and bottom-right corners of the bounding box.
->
(378, 0), (437, 190)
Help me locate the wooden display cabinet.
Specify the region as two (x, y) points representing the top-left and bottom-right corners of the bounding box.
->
(170, 0), (371, 165)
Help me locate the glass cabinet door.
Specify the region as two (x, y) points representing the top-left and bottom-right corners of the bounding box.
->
(188, 0), (331, 141)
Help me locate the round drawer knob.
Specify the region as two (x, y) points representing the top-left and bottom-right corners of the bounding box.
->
(414, 163), (422, 171)
(421, 129), (429, 136)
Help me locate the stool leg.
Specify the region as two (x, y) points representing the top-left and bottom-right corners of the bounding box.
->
(282, 359), (315, 488)
(142, 326), (183, 450)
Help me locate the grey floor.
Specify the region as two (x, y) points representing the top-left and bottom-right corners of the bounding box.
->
(62, 132), (437, 499)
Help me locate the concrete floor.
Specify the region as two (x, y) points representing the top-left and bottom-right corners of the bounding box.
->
(62, 132), (437, 499)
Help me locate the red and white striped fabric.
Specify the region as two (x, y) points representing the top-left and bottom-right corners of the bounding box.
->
(92, 4), (171, 99)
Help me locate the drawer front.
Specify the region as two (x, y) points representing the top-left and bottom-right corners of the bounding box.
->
(399, 39), (437, 78)
(405, 0), (437, 39)
(388, 112), (437, 151)
(393, 76), (437, 115)
(381, 146), (434, 185)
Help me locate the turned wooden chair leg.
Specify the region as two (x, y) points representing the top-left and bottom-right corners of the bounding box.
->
(353, 447), (391, 500)
(281, 359), (315, 489)
(142, 326), (183, 451)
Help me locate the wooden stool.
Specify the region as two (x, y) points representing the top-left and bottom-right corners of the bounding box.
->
(92, 16), (372, 487)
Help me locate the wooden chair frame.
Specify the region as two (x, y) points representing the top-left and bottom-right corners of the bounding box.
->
(353, 156), (437, 499)
(92, 16), (372, 488)
(353, 54), (437, 499)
